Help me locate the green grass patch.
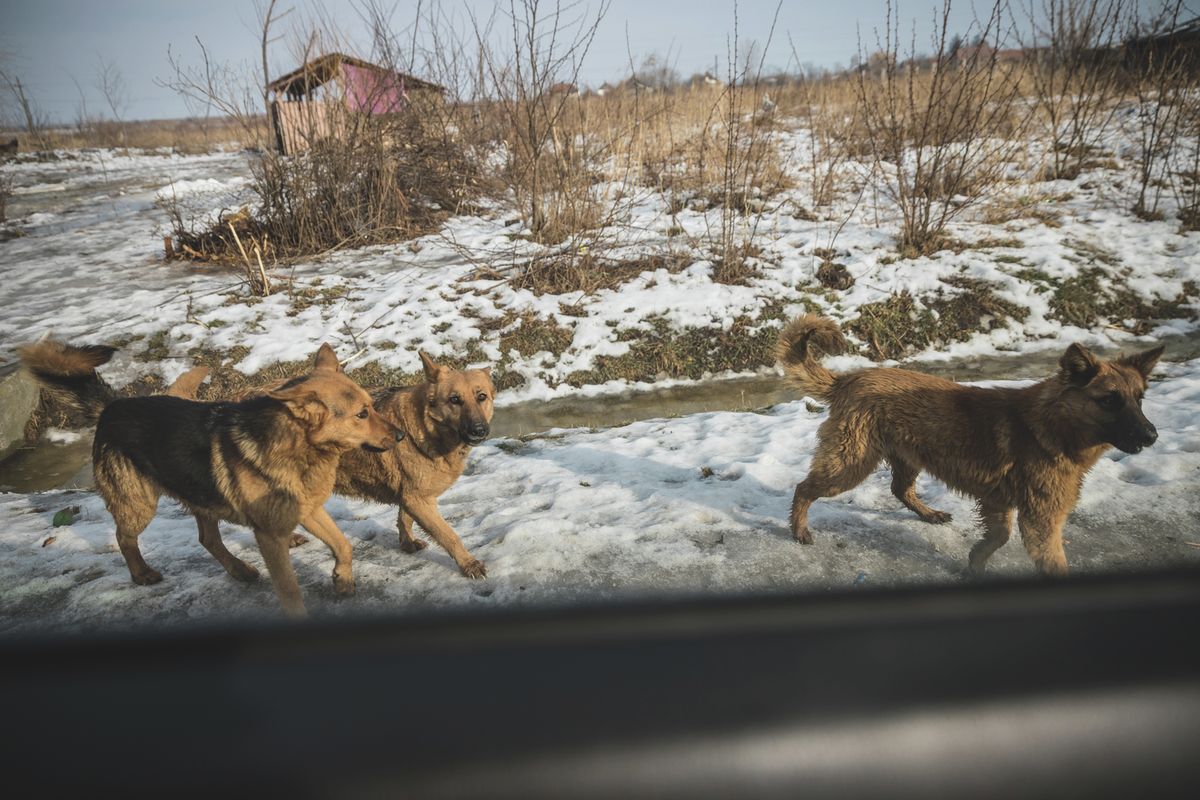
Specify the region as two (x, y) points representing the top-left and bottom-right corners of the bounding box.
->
(1048, 268), (1197, 332)
(563, 302), (787, 386)
(847, 277), (1028, 360)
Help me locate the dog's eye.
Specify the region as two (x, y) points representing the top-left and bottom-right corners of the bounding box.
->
(476, 392), (488, 402)
(1099, 392), (1122, 410)
(356, 407), (370, 419)
(449, 394), (463, 405)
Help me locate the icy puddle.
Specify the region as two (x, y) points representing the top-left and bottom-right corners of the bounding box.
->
(2, 345), (1199, 633)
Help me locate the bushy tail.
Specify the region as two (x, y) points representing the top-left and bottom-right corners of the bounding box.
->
(18, 340), (118, 423)
(776, 315), (847, 400)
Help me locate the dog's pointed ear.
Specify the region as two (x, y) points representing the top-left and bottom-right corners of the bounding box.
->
(1060, 343), (1100, 386)
(1118, 344), (1164, 379)
(313, 343), (342, 373)
(419, 350), (446, 383)
(165, 366), (210, 399)
(268, 385), (328, 429)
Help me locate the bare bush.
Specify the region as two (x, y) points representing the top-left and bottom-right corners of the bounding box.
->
(1175, 101), (1200, 230)
(0, 172), (11, 223)
(0, 69), (49, 149)
(786, 63), (859, 208)
(1120, 1), (1197, 221)
(696, 0), (788, 284)
(470, 0), (611, 245)
(1021, 0), (1130, 181)
(855, 0), (1029, 256)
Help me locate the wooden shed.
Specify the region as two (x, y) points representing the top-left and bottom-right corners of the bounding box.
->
(267, 53), (445, 155)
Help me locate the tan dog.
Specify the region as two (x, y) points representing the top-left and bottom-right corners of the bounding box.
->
(20, 341), (403, 615)
(334, 352), (495, 578)
(777, 315), (1163, 576)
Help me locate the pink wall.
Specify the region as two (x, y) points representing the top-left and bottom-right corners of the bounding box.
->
(341, 63), (408, 114)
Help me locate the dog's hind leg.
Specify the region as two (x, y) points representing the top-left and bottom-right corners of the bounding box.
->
(968, 501), (1014, 575)
(96, 455), (163, 585)
(396, 507), (428, 553)
(888, 457), (952, 524)
(790, 428), (880, 544)
(196, 515), (260, 582)
(253, 530), (305, 616)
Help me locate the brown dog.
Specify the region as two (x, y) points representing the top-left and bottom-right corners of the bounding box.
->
(334, 352), (495, 578)
(777, 315), (1163, 576)
(20, 341), (403, 615)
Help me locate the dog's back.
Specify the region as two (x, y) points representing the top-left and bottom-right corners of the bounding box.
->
(95, 394), (288, 514)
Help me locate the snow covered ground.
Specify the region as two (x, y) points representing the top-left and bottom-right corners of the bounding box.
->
(2, 113), (1199, 632)
(2, 113), (1198, 400)
(1, 357), (1197, 634)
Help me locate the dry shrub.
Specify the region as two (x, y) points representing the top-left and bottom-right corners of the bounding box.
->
(1119, 0), (1197, 222)
(855, 1), (1030, 257)
(169, 101), (478, 270)
(789, 75), (862, 207)
(1021, 0), (1130, 181)
(0, 173), (10, 223)
(1172, 98), (1200, 230)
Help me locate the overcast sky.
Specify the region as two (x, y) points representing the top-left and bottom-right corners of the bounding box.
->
(0, 0), (1172, 123)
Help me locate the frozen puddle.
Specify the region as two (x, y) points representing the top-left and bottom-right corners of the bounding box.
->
(2, 356), (1199, 633)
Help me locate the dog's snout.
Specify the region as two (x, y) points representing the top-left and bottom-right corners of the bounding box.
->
(1143, 423), (1158, 445)
(470, 423), (489, 437)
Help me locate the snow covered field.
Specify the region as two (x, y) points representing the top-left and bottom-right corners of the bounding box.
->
(2, 116), (1198, 399)
(2, 110), (1199, 632)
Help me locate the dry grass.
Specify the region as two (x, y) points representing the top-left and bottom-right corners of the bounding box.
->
(2, 115), (247, 154)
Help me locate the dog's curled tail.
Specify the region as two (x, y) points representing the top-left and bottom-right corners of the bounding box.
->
(18, 340), (118, 423)
(776, 315), (847, 400)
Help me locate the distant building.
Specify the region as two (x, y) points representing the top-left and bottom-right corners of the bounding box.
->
(266, 52), (445, 155)
(1120, 16), (1200, 74)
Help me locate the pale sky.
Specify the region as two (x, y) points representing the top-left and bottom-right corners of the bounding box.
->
(0, 0), (1176, 123)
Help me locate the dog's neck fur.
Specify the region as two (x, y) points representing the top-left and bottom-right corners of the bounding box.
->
(1025, 377), (1108, 465)
(233, 399), (343, 486)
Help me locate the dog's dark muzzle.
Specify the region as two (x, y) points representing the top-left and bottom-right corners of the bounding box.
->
(463, 423), (490, 446)
(1116, 422), (1157, 455)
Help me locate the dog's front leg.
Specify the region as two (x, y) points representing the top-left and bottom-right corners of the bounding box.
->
(402, 497), (487, 579)
(1016, 506), (1070, 577)
(254, 530), (306, 616)
(299, 507), (356, 595)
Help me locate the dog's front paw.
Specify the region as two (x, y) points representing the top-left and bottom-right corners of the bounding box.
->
(131, 567), (164, 585)
(792, 527), (814, 545)
(332, 569), (356, 595)
(923, 510), (953, 525)
(399, 536), (428, 554)
(459, 559), (487, 579)
(288, 533), (309, 548)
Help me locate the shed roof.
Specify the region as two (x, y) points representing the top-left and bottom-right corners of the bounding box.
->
(267, 52), (445, 96)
